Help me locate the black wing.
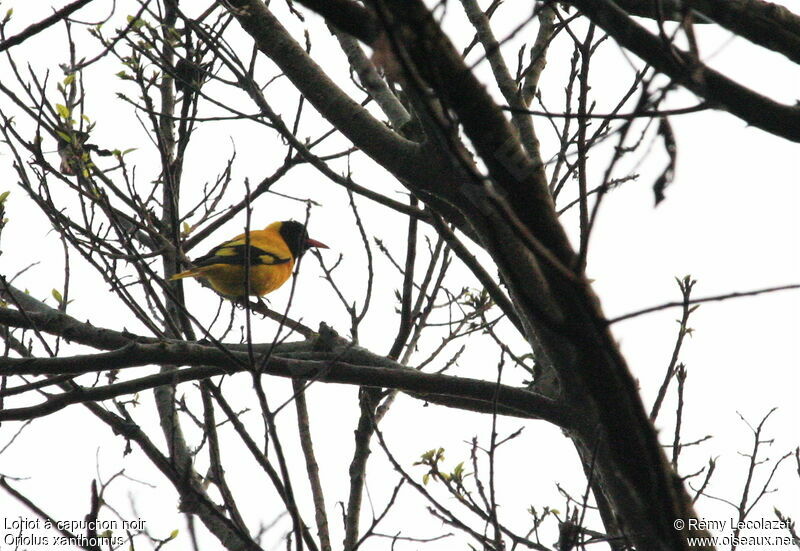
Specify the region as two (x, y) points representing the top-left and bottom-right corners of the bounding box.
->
(193, 242), (290, 267)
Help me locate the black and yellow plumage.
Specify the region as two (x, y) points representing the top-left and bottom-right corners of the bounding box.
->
(170, 220), (328, 297)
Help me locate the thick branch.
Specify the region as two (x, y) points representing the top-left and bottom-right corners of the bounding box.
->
(0, 0), (96, 53)
(223, 0), (418, 180)
(685, 0), (800, 65)
(292, 0), (379, 44)
(460, 0), (539, 157)
(566, 0), (800, 142)
(306, 0), (800, 143)
(0, 344), (570, 425)
(367, 2), (707, 549)
(617, 0), (800, 66)
(223, 0), (478, 232)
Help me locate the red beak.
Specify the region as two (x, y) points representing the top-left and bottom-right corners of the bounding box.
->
(306, 238), (329, 249)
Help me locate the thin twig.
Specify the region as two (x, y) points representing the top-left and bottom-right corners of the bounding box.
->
(609, 283), (800, 324)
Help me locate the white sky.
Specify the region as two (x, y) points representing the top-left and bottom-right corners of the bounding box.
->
(0, 1), (798, 550)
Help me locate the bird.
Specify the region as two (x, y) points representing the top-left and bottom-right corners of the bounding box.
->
(170, 220), (328, 297)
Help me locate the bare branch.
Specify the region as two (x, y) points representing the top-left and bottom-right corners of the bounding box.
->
(566, 0), (800, 142)
(0, 0), (97, 53)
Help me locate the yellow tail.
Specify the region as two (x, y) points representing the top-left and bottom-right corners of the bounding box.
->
(170, 267), (209, 280)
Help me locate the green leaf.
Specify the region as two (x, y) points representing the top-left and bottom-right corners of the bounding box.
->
(182, 222), (191, 236)
(63, 74), (76, 86)
(126, 15), (145, 30)
(55, 130), (72, 143)
(422, 473), (430, 486)
(55, 103), (70, 119)
(167, 529), (179, 540)
(0, 191), (9, 204)
(51, 289), (63, 304)
(3, 8), (13, 24)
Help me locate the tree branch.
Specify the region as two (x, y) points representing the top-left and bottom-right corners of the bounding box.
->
(565, 0), (800, 142)
(0, 0), (97, 53)
(223, 0), (478, 234)
(223, 0), (419, 180)
(0, 343), (570, 426)
(685, 0), (800, 65)
(364, 2), (708, 549)
(615, 0), (800, 66)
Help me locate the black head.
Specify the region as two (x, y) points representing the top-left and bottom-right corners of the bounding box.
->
(278, 220), (328, 259)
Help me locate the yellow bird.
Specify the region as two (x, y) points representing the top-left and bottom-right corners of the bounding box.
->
(171, 220), (328, 297)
